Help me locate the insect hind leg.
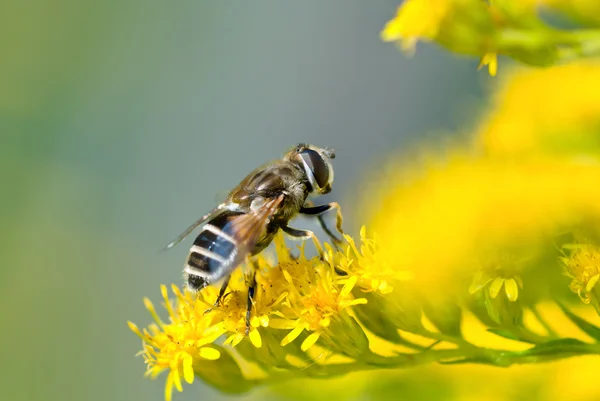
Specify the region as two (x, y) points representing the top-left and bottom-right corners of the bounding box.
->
(203, 275), (231, 315)
(245, 269), (257, 336)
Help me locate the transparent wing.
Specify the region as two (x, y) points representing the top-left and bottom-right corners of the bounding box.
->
(163, 203), (227, 251)
(214, 195), (284, 277)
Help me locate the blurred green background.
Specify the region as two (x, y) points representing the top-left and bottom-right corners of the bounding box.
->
(0, 1), (484, 400)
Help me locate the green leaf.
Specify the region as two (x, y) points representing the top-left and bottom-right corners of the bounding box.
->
(423, 300), (462, 338)
(353, 289), (423, 341)
(557, 301), (600, 341)
(487, 329), (529, 342)
(515, 338), (590, 359)
(192, 345), (256, 394)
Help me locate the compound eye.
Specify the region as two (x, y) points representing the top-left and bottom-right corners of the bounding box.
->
(299, 149), (329, 190)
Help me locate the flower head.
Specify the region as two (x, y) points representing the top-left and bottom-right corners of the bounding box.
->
(128, 286), (220, 401)
(336, 226), (412, 294)
(561, 242), (600, 309)
(469, 252), (527, 302)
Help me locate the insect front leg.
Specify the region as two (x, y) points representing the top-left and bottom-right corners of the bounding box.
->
(300, 201), (344, 248)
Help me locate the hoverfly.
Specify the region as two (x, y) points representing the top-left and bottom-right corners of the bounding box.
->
(165, 144), (344, 333)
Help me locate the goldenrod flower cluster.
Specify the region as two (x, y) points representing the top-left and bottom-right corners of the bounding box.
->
(130, 4), (600, 400)
(381, 0), (600, 75)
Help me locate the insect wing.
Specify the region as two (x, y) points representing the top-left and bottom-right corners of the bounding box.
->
(163, 203), (228, 251)
(184, 195), (284, 282)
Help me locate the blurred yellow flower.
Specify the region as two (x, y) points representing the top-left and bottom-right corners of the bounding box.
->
(380, 0), (453, 51)
(470, 269), (523, 302)
(381, 0), (496, 74)
(531, 0), (600, 25)
(479, 60), (600, 157)
(368, 156), (600, 294)
(382, 0), (600, 73)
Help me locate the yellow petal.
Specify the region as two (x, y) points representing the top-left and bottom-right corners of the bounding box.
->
(249, 329), (262, 348)
(586, 274), (600, 292)
(198, 347), (221, 360)
(301, 332), (321, 352)
(281, 326), (304, 346)
(258, 315), (269, 327)
(489, 277), (504, 299)
(345, 298), (368, 307)
(127, 321), (145, 341)
(504, 278), (519, 302)
(340, 275), (358, 297)
(469, 276), (493, 294)
(182, 354), (194, 384)
(478, 52), (498, 77)
(319, 316), (331, 327)
(172, 364), (183, 392)
(143, 297), (164, 327)
(231, 333), (244, 347)
(269, 319), (297, 330)
(165, 371), (174, 401)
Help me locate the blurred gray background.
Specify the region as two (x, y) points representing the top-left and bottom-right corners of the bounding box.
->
(1, 1), (486, 400)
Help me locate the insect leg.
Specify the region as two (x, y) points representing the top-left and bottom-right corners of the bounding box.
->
(245, 270), (256, 336)
(282, 226), (324, 258)
(300, 201), (344, 248)
(203, 275), (231, 315)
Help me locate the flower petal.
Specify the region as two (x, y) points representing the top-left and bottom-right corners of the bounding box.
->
(469, 276), (493, 294)
(340, 275), (358, 297)
(301, 332), (321, 352)
(198, 347), (221, 360)
(489, 277), (504, 299)
(504, 278), (519, 302)
(281, 326), (304, 346)
(182, 354), (194, 384)
(172, 364), (183, 392)
(249, 329), (262, 348)
(586, 274), (600, 292)
(165, 371), (174, 401)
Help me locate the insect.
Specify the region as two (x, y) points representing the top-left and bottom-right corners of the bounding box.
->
(165, 144), (344, 333)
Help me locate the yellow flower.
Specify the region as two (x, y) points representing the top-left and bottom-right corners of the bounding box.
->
(273, 241), (368, 352)
(469, 253), (527, 302)
(380, 0), (454, 51)
(367, 155), (600, 295)
(130, 232), (376, 398)
(561, 243), (600, 308)
(128, 286), (220, 401)
(336, 226), (412, 294)
(381, 0), (498, 74)
(479, 60), (600, 157)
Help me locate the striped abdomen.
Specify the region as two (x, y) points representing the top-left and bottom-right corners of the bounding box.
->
(184, 211), (243, 290)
